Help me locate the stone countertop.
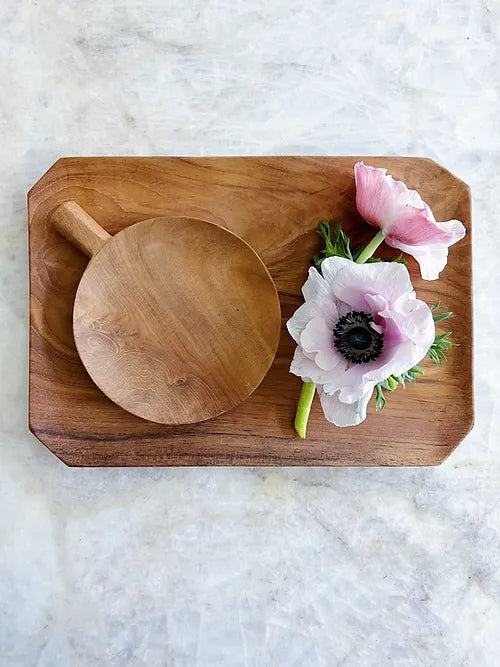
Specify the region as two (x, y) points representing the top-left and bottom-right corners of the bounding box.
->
(1, 1), (499, 665)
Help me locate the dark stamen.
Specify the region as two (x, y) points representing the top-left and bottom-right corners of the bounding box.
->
(333, 311), (384, 364)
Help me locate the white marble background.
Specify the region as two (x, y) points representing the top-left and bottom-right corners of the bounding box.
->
(1, 1), (499, 665)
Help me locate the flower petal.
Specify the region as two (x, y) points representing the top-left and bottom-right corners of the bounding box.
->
(302, 266), (325, 300)
(290, 347), (344, 385)
(320, 256), (354, 286)
(300, 316), (343, 371)
(364, 293), (388, 321)
(331, 260), (414, 311)
(354, 162), (425, 230)
(387, 209), (463, 246)
(386, 219), (466, 280)
(355, 162), (398, 229)
(287, 301), (319, 344)
(355, 162), (466, 280)
(286, 299), (338, 344)
(289, 346), (319, 383)
(322, 294), (435, 402)
(318, 385), (372, 427)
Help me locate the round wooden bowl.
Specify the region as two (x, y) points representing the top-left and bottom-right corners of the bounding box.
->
(51, 202), (281, 425)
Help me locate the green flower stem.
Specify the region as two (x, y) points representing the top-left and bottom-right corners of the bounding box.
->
(294, 381), (316, 438)
(354, 230), (385, 264)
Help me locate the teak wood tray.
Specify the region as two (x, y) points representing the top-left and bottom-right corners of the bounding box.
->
(28, 157), (473, 466)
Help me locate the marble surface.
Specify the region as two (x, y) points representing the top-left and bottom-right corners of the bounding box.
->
(1, 0), (499, 664)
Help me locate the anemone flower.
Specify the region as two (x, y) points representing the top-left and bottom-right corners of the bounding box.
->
(287, 257), (435, 428)
(354, 162), (466, 280)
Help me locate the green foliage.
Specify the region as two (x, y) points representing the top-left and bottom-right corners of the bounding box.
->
(430, 301), (454, 324)
(313, 221), (353, 268)
(428, 302), (458, 364)
(313, 220), (405, 269)
(428, 332), (457, 364)
(374, 366), (425, 410)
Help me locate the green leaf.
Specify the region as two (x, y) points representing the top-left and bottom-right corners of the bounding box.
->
(314, 220), (354, 268)
(373, 365), (426, 409)
(433, 311), (453, 323)
(387, 376), (399, 391)
(425, 306), (458, 365)
(427, 331), (458, 365)
(375, 384), (386, 410)
(428, 349), (440, 365)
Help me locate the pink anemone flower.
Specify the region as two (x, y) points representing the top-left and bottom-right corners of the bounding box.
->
(354, 162), (466, 280)
(287, 257), (435, 427)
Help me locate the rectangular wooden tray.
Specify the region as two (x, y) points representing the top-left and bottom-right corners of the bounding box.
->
(28, 156), (473, 466)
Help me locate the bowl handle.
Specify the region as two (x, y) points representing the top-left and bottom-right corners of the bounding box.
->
(51, 201), (111, 257)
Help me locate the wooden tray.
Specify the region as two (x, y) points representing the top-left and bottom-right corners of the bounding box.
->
(28, 157), (473, 466)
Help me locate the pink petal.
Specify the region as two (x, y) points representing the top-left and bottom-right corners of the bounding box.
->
(387, 293), (436, 355)
(387, 219), (466, 280)
(330, 261), (414, 312)
(387, 209), (463, 246)
(355, 162), (425, 230)
(354, 162), (466, 280)
(355, 162), (397, 229)
(318, 386), (372, 427)
(364, 294), (387, 313)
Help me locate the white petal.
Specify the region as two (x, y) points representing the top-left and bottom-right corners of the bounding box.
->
(302, 266), (328, 301)
(300, 317), (343, 371)
(325, 362), (379, 404)
(436, 219), (467, 243)
(318, 386), (372, 427)
(389, 239), (449, 280)
(289, 347), (341, 385)
(286, 301), (322, 344)
(289, 346), (318, 382)
(320, 256), (355, 287)
(331, 261), (414, 311)
(286, 299), (338, 344)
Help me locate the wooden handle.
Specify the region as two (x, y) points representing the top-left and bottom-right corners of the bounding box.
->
(51, 201), (111, 257)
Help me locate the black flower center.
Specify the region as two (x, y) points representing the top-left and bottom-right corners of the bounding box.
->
(333, 311), (384, 364)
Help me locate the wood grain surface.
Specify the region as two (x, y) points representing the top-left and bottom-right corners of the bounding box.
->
(62, 208), (281, 425)
(28, 156), (473, 466)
